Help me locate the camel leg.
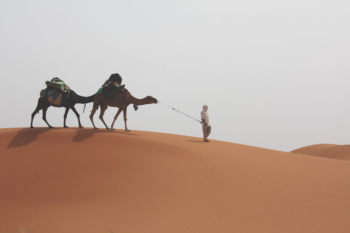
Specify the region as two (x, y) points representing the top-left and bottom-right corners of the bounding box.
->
(42, 105), (53, 128)
(123, 108), (130, 132)
(110, 108), (122, 130)
(71, 106), (83, 128)
(63, 107), (70, 128)
(99, 104), (109, 130)
(31, 98), (43, 128)
(90, 101), (100, 129)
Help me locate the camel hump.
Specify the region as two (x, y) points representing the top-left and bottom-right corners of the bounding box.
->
(100, 84), (125, 98)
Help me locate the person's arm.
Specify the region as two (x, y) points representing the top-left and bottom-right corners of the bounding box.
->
(201, 112), (207, 126)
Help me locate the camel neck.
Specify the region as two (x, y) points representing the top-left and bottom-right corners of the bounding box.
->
(129, 95), (150, 105)
(74, 92), (96, 103)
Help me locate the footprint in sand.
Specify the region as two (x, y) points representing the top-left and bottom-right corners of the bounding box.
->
(18, 228), (27, 233)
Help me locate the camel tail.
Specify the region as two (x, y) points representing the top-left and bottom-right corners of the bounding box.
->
(34, 98), (42, 115)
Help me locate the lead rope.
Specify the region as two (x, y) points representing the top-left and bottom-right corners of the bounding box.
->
(158, 100), (202, 124)
(83, 97), (87, 113)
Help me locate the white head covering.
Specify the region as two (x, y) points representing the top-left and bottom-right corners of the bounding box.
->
(203, 105), (208, 111)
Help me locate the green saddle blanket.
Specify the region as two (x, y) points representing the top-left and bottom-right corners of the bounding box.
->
(97, 84), (121, 96)
(46, 81), (71, 93)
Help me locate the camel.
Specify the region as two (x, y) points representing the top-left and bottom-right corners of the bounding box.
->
(90, 88), (157, 131)
(31, 90), (96, 128)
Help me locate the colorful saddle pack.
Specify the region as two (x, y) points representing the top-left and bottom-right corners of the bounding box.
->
(96, 79), (125, 97)
(40, 78), (71, 106)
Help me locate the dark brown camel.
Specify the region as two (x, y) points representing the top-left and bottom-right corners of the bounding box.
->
(90, 89), (157, 131)
(31, 90), (96, 128)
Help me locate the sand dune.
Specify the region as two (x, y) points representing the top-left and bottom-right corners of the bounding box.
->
(291, 144), (350, 161)
(1, 128), (350, 233)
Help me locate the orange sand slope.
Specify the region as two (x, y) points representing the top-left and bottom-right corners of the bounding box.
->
(291, 144), (350, 161)
(1, 128), (350, 233)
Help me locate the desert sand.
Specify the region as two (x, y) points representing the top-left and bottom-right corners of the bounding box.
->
(291, 144), (350, 161)
(1, 128), (349, 233)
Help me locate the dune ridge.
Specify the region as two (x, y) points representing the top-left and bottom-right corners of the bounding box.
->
(291, 144), (350, 161)
(1, 128), (350, 233)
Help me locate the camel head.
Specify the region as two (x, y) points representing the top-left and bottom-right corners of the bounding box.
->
(146, 96), (158, 104)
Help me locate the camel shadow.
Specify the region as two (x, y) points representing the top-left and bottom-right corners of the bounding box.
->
(7, 128), (57, 148)
(73, 128), (140, 142)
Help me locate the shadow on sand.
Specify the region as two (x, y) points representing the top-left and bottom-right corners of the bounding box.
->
(7, 128), (57, 148)
(73, 128), (140, 142)
(187, 140), (205, 143)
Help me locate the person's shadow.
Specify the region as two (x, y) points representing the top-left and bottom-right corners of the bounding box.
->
(7, 128), (56, 148)
(187, 140), (205, 143)
(72, 128), (139, 142)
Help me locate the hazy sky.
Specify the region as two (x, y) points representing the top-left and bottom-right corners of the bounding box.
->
(1, 0), (349, 151)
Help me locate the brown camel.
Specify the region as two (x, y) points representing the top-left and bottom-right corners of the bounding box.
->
(31, 90), (96, 128)
(90, 88), (157, 131)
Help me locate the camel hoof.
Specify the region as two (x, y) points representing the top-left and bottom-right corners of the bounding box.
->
(79, 126), (84, 128)
(125, 130), (130, 132)
(30, 126), (34, 128)
(106, 128), (110, 130)
(94, 127), (98, 130)
(110, 128), (115, 131)
(49, 126), (54, 128)
(64, 126), (69, 128)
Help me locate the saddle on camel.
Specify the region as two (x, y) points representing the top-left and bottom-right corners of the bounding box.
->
(90, 73), (157, 131)
(40, 77), (71, 106)
(31, 77), (96, 128)
(97, 73), (125, 97)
